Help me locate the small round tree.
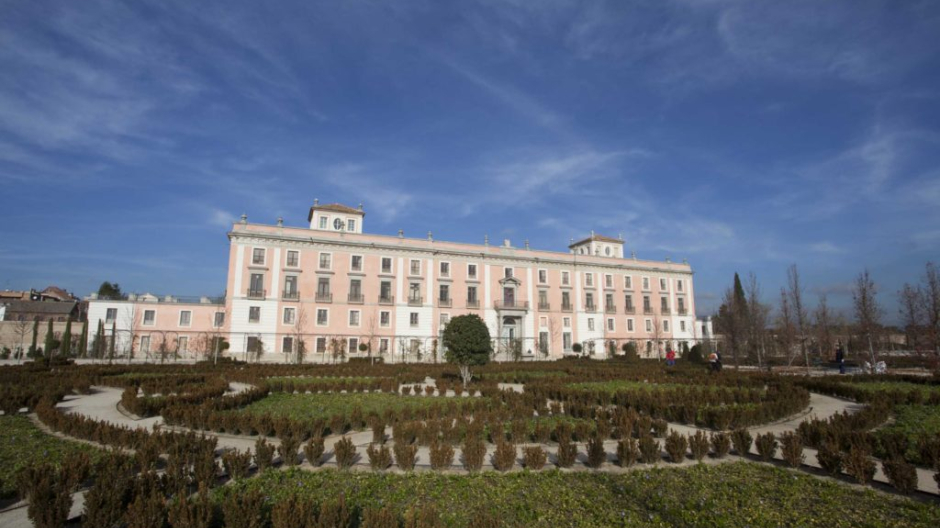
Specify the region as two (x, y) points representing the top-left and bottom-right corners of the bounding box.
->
(442, 314), (492, 387)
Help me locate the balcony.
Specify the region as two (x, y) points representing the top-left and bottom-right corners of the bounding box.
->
(348, 293), (364, 304)
(661, 307), (671, 315)
(585, 303), (596, 312)
(605, 304), (617, 314)
(315, 292), (332, 303)
(538, 302), (550, 311)
(378, 295), (395, 305)
(625, 306), (635, 314)
(678, 308), (688, 315)
(408, 296), (423, 306)
(643, 307), (653, 315)
(466, 299), (480, 308)
(247, 289), (266, 300)
(282, 290), (299, 301)
(438, 298), (452, 308)
(495, 300), (529, 310)
(561, 303), (573, 312)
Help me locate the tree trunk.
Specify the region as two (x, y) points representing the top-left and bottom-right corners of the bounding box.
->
(459, 365), (472, 387)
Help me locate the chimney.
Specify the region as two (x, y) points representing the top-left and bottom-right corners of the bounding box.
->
(276, 217), (283, 227)
(314, 198), (319, 206)
(240, 213), (247, 224)
(484, 234), (489, 246)
(428, 231), (433, 241)
(524, 239), (530, 250)
(503, 239), (511, 248)
(398, 229), (404, 238)
(358, 202), (364, 211)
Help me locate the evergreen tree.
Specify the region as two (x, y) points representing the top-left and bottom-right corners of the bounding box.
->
(715, 272), (750, 369)
(109, 321), (116, 363)
(44, 319), (54, 361)
(94, 320), (104, 359)
(29, 319), (38, 357)
(96, 282), (125, 300)
(79, 322), (88, 358)
(61, 319), (72, 357)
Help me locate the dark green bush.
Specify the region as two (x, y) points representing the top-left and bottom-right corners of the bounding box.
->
(304, 436), (325, 467)
(334, 437), (357, 469)
(780, 432), (804, 468)
(279, 435), (301, 467)
(617, 438), (639, 467)
(585, 436), (606, 468)
(556, 438), (577, 468)
(361, 506), (398, 528)
(689, 431), (709, 461)
(17, 463), (73, 528)
(167, 484), (213, 528)
(270, 495), (316, 528)
(755, 432), (777, 462)
(222, 449), (252, 481)
(711, 432), (731, 458)
(731, 429), (753, 457)
(845, 444), (876, 485)
(255, 437), (275, 471)
(84, 453), (133, 528)
(367, 443), (392, 471)
(125, 472), (166, 528)
(638, 435), (660, 464)
(394, 442), (418, 471)
(664, 431), (687, 463)
(816, 440), (844, 476)
(883, 458), (918, 494)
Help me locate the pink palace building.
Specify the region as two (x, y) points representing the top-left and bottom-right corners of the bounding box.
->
(86, 201), (701, 363)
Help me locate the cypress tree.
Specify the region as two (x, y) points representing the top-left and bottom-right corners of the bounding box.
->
(29, 320), (38, 357)
(44, 319), (54, 360)
(109, 321), (116, 363)
(79, 322), (88, 358)
(94, 320), (104, 359)
(61, 319), (72, 357)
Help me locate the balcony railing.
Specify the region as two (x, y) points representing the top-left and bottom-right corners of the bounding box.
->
(282, 290), (299, 301)
(438, 298), (452, 308)
(643, 307), (653, 314)
(315, 292), (332, 303)
(605, 304), (617, 314)
(661, 307), (671, 315)
(538, 302), (550, 311)
(247, 289), (266, 300)
(625, 306), (635, 314)
(678, 308), (688, 315)
(561, 303), (573, 312)
(585, 303), (596, 312)
(467, 299), (480, 308)
(378, 295), (395, 305)
(348, 293), (364, 304)
(495, 300), (529, 310)
(408, 296), (423, 306)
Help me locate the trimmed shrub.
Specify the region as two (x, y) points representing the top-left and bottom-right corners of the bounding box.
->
(816, 440), (844, 476)
(167, 484), (213, 528)
(222, 449), (252, 481)
(362, 506), (399, 528)
(278, 435), (301, 466)
(731, 429), (753, 457)
(317, 495), (351, 528)
(651, 419), (668, 438)
(367, 443), (393, 471)
(125, 472), (166, 528)
(556, 438), (577, 468)
(462, 435), (486, 472)
(17, 463), (73, 528)
(638, 435), (661, 464)
(755, 432), (777, 462)
(493, 440), (517, 471)
(523, 446), (546, 470)
(711, 432), (731, 458)
(617, 438), (639, 467)
(371, 419), (386, 444)
(883, 458), (918, 494)
(304, 437), (325, 467)
(586, 436), (606, 468)
(780, 432), (804, 468)
(403, 503), (442, 528)
(664, 431), (687, 463)
(429, 440), (454, 470)
(84, 453), (133, 528)
(394, 442), (418, 471)
(845, 444), (876, 485)
(689, 431), (710, 461)
(255, 437), (275, 471)
(271, 495), (316, 528)
(533, 421), (552, 444)
(334, 437), (357, 469)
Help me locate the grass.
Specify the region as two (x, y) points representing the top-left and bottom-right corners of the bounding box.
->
(875, 404), (940, 464)
(844, 381), (940, 396)
(265, 375), (381, 384)
(0, 415), (103, 499)
(215, 462), (940, 527)
(237, 392), (474, 421)
(566, 380), (686, 392)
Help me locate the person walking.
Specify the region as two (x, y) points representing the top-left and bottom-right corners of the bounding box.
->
(666, 348), (676, 367)
(708, 350), (719, 373)
(836, 341), (845, 375)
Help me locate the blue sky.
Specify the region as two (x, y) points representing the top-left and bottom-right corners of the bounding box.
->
(2, 0), (939, 320)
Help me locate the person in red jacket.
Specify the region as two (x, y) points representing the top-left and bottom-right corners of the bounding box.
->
(666, 348), (676, 367)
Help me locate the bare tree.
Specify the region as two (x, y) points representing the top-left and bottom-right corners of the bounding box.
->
(650, 315), (663, 360)
(786, 264), (810, 369)
(746, 273), (770, 370)
(922, 262), (940, 355)
(853, 269), (882, 368)
(123, 303), (138, 363)
(546, 317), (561, 359)
(329, 336), (346, 364)
(777, 288), (798, 366)
(208, 307), (229, 364)
(13, 319), (30, 362)
(898, 283), (922, 351)
(363, 314), (378, 365)
(291, 306), (309, 364)
(814, 294), (835, 361)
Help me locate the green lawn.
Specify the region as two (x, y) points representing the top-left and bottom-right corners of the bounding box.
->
(875, 404), (940, 464)
(237, 392), (473, 421)
(845, 381), (940, 396)
(215, 463), (940, 527)
(265, 376), (381, 384)
(0, 415), (103, 499)
(566, 380), (686, 392)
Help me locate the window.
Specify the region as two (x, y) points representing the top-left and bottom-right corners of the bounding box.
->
(410, 313), (419, 327)
(143, 310), (155, 326)
(607, 318), (615, 331)
(680, 321), (686, 332)
(561, 291), (571, 309)
(642, 277), (650, 290)
(316, 309), (328, 326)
(663, 320), (670, 332)
(563, 317), (571, 328)
(661, 297), (669, 312)
(538, 269), (547, 283)
(585, 273), (593, 287)
(468, 264), (477, 279)
(347, 219), (356, 232)
(179, 310), (192, 327)
(105, 308), (117, 323)
(440, 313), (450, 327)
(439, 284), (449, 301)
(284, 276), (298, 297)
(605, 274), (613, 288)
(660, 278), (668, 291)
(585, 292), (594, 309)
(627, 319), (634, 332)
(349, 337), (359, 353)
(349, 279), (362, 297)
(248, 307), (261, 323)
(249, 273), (264, 296)
(625, 294), (634, 311)
(409, 283), (421, 302)
(467, 286), (478, 303)
(178, 336), (188, 352)
(283, 307), (296, 325)
(349, 310), (360, 327)
(380, 281), (392, 301)
(677, 280), (684, 292)
(252, 248), (265, 265)
(214, 312), (225, 327)
(282, 337), (294, 354)
(247, 337), (262, 354)
(538, 290), (548, 307)
(317, 278), (331, 295)
(539, 316), (547, 327)
(678, 298), (685, 313)
(410, 259), (421, 275)
(380, 311), (390, 327)
(588, 318), (595, 331)
(561, 271), (570, 285)
(381, 257), (392, 273)
(646, 319), (652, 332)
(563, 332), (572, 351)
(440, 262), (450, 277)
(643, 295), (651, 312)
(539, 331), (549, 354)
(140, 335), (150, 353)
(379, 339), (389, 354)
(351, 255), (363, 271)
(286, 250), (299, 267)
(504, 267), (513, 279)
(318, 253), (332, 270)
(605, 293), (614, 309)
(316, 337), (327, 353)
(624, 275), (633, 289)
(319, 216), (328, 229)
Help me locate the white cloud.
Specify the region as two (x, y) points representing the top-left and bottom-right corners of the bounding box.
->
(809, 242), (844, 254)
